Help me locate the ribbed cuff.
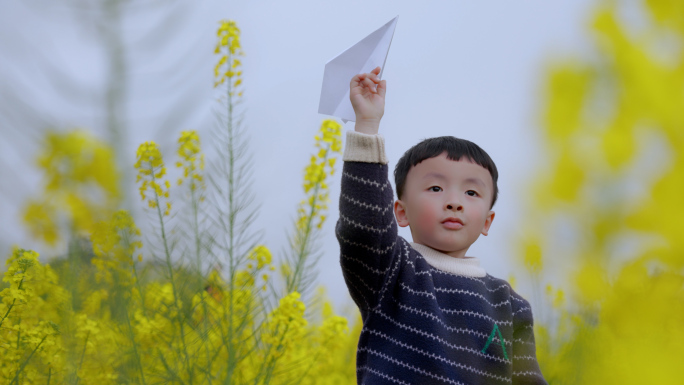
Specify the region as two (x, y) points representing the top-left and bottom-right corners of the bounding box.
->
(410, 242), (487, 277)
(342, 130), (389, 165)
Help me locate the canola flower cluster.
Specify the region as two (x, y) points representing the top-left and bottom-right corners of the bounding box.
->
(299, 119), (342, 233)
(176, 130), (205, 194)
(214, 19), (243, 92)
(0, 249), (67, 383)
(90, 210), (143, 289)
(22, 130), (120, 246)
(135, 141), (171, 215)
(246, 245), (276, 292)
(279, 119), (343, 295)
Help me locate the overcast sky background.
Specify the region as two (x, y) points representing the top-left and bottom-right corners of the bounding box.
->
(0, 0), (596, 316)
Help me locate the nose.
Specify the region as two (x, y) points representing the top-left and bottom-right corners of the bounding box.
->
(445, 197), (463, 212)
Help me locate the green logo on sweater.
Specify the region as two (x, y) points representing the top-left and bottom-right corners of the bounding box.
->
(481, 323), (509, 360)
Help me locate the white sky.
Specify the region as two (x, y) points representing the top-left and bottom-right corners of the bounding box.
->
(0, 0), (595, 316)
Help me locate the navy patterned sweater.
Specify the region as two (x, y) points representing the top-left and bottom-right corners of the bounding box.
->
(336, 130), (547, 384)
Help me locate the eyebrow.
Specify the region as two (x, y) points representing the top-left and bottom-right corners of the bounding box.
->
(422, 173), (487, 190)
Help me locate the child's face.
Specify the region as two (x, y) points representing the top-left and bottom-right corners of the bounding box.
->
(394, 152), (495, 259)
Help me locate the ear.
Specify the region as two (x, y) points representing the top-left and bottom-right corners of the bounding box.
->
(394, 200), (410, 227)
(481, 210), (495, 236)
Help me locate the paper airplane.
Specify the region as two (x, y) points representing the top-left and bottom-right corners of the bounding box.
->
(318, 16), (398, 123)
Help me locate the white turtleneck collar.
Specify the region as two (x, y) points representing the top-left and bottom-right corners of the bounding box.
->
(409, 242), (487, 278)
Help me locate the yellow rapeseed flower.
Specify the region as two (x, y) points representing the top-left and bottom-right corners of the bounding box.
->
(135, 141), (171, 215)
(297, 119), (342, 236)
(23, 130), (120, 245)
(22, 200), (59, 246)
(90, 210), (142, 288)
(214, 20), (243, 88)
(247, 245), (272, 270)
(176, 130), (205, 192)
(263, 292), (307, 351)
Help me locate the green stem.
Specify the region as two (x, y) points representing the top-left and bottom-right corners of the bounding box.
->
(255, 323), (291, 385)
(0, 277), (25, 329)
(288, 144), (331, 293)
(124, 303), (147, 385)
(149, 167), (194, 384)
(74, 331), (90, 385)
(10, 335), (47, 385)
(158, 348), (189, 385)
(224, 45), (238, 383)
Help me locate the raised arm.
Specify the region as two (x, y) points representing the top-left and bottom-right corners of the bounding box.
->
(336, 67), (401, 314)
(336, 132), (399, 314)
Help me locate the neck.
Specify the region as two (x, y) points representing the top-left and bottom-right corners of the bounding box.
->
(410, 243), (486, 277)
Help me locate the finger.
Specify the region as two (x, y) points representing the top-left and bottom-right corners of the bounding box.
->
(368, 72), (380, 84)
(371, 66), (381, 75)
(377, 79), (386, 98)
(350, 73), (364, 88)
(363, 78), (377, 92)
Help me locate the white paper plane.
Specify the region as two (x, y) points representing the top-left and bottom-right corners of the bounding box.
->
(318, 16), (398, 123)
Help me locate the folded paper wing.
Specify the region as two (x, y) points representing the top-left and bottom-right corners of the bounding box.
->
(318, 16), (398, 123)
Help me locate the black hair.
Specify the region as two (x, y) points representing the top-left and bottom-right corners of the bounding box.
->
(393, 136), (499, 208)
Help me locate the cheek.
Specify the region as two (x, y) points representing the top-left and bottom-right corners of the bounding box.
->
(412, 198), (439, 227)
(467, 204), (489, 226)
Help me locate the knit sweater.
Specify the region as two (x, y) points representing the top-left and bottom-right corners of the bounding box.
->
(336, 130), (547, 385)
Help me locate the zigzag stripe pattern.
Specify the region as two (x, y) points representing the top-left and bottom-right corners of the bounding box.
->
(434, 286), (512, 308)
(404, 258), (432, 276)
(341, 253), (389, 275)
(511, 295), (527, 304)
(342, 266), (379, 294)
(364, 326), (511, 365)
(336, 233), (396, 256)
(345, 274), (372, 310)
(339, 212), (395, 234)
(342, 193), (394, 215)
(442, 308), (513, 327)
(358, 347), (476, 385)
(337, 158), (547, 384)
(343, 170), (392, 191)
(360, 331), (512, 382)
(373, 244), (404, 310)
(513, 371), (546, 378)
(357, 366), (412, 385)
(400, 281), (437, 299)
(375, 308), (512, 348)
(513, 306), (532, 315)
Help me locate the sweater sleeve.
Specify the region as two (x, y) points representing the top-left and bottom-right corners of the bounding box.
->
(511, 299), (548, 385)
(335, 130), (399, 314)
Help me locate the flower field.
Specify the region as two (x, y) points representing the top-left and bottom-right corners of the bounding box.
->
(3, 1), (684, 383)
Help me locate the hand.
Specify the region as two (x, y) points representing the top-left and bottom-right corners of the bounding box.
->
(350, 66), (386, 134)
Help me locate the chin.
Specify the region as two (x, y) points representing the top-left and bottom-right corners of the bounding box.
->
(431, 244), (454, 253)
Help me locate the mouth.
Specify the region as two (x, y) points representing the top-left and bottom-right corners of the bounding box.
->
(442, 218), (463, 229)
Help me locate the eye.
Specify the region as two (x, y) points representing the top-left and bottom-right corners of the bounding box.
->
(466, 190), (479, 197)
(429, 186), (442, 192)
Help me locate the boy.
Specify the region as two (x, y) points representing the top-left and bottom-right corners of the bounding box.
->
(336, 66), (547, 384)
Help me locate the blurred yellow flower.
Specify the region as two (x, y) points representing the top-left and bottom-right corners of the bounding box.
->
(522, 238), (543, 274)
(135, 141), (171, 215)
(23, 200), (59, 246)
(22, 130), (120, 245)
(526, 1), (684, 381)
(90, 210), (142, 288)
(247, 245), (272, 270)
(214, 20), (243, 88)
